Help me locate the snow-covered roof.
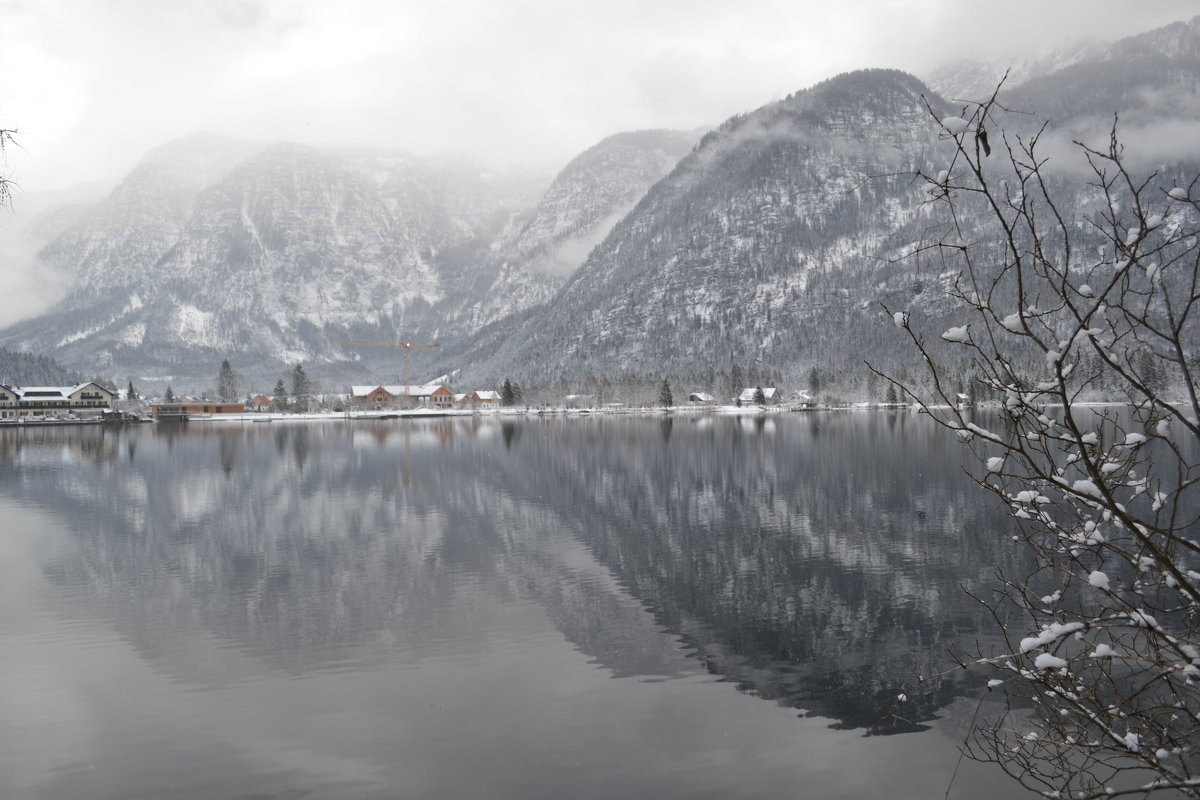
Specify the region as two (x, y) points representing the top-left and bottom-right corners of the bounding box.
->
(0, 382), (113, 401)
(350, 384), (449, 398)
(9, 383), (110, 398)
(688, 392), (715, 402)
(738, 387), (777, 402)
(13, 386), (69, 398)
(473, 390), (501, 401)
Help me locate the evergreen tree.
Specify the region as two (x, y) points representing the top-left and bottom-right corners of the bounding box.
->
(658, 379), (674, 407)
(884, 383), (898, 405)
(126, 380), (137, 401)
(0, 346), (80, 386)
(291, 364), (311, 412)
(164, 385), (175, 402)
(808, 367), (821, 395)
(753, 386), (766, 405)
(501, 379), (515, 407)
(512, 382), (524, 406)
(729, 363), (744, 400)
(273, 379), (288, 411)
(217, 359), (238, 403)
(1137, 349), (1165, 394)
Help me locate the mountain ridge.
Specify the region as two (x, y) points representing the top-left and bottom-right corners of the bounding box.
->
(4, 16), (1200, 397)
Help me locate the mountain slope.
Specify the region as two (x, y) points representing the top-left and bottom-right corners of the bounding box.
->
(926, 15), (1200, 101)
(0, 128), (697, 391)
(453, 69), (951, 385)
(431, 129), (701, 334)
(451, 19), (1200, 391)
(0, 141), (549, 388)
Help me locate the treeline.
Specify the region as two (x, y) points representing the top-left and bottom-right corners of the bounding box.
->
(0, 346), (82, 387)
(492, 364), (789, 408)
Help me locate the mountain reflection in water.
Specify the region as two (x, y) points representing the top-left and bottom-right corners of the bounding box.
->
(0, 414), (1029, 799)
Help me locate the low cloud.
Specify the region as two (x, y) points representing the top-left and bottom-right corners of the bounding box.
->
(0, 214), (73, 328)
(527, 207), (632, 278)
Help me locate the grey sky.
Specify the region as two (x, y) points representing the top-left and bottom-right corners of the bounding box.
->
(1, 0), (1196, 196)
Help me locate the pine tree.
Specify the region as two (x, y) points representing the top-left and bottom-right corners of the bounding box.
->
(164, 385), (175, 403)
(217, 359), (238, 403)
(126, 380), (137, 401)
(291, 364), (310, 412)
(512, 382), (524, 406)
(501, 379), (515, 407)
(729, 363), (744, 400)
(273, 379), (288, 411)
(658, 379), (674, 407)
(753, 386), (766, 405)
(884, 383), (898, 405)
(1137, 349), (1165, 394)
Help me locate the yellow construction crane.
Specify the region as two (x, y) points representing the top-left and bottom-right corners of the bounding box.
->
(332, 339), (440, 389)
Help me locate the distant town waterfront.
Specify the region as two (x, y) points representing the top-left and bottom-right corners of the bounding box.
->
(0, 414), (1034, 799)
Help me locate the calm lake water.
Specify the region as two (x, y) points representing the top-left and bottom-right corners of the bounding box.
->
(0, 412), (1035, 799)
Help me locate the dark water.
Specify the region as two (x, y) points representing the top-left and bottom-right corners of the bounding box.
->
(0, 413), (1034, 799)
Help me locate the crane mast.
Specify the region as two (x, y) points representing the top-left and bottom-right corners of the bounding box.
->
(331, 339), (439, 389)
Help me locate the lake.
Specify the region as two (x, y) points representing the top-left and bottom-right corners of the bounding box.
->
(0, 412), (1035, 799)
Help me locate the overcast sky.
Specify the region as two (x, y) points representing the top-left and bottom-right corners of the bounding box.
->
(1, 0), (1196, 198)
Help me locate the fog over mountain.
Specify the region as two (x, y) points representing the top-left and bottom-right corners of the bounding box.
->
(2, 16), (1198, 396)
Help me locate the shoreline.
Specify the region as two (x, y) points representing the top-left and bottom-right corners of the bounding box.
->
(0, 400), (1146, 428)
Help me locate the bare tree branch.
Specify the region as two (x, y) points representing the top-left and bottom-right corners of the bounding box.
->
(885, 84), (1200, 799)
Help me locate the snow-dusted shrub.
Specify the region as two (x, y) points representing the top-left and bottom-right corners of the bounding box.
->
(876, 78), (1200, 799)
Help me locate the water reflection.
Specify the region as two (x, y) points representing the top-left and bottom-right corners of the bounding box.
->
(0, 415), (1018, 731)
(473, 413), (1019, 730)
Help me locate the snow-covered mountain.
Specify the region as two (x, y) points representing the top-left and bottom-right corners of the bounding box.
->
(926, 15), (1200, 100)
(0, 127), (697, 391)
(448, 69), (951, 386)
(3, 15), (1199, 395)
(424, 128), (700, 334)
(0, 140), (552, 388)
(446, 18), (1200, 389)
(41, 134), (262, 301)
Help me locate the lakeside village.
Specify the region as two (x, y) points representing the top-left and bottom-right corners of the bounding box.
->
(0, 379), (845, 425)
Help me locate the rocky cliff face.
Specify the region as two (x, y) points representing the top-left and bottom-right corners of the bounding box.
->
(41, 134), (260, 302)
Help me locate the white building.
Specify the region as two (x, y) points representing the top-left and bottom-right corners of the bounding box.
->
(0, 382), (116, 419)
(737, 387), (778, 405)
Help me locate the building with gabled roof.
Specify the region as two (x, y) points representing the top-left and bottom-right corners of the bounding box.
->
(788, 389), (817, 407)
(350, 384), (455, 409)
(471, 390), (501, 405)
(737, 387), (778, 405)
(0, 382), (115, 418)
